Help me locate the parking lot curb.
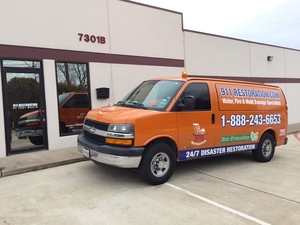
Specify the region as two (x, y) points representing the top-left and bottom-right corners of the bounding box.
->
(1, 158), (87, 177)
(0, 148), (87, 178)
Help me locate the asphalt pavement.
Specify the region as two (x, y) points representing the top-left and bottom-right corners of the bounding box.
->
(0, 123), (300, 178)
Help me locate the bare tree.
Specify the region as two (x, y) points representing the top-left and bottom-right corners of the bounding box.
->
(56, 63), (87, 87)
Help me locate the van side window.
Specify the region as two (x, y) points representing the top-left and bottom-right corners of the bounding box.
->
(181, 83), (211, 110)
(65, 94), (88, 108)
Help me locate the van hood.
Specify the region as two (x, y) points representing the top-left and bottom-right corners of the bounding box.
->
(20, 110), (39, 119)
(86, 106), (159, 124)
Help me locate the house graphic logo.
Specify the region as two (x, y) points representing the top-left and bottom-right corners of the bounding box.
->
(191, 123), (206, 146)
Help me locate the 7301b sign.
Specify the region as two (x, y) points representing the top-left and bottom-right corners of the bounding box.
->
(78, 33), (106, 44)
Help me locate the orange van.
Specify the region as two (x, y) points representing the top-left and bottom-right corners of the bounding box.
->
(16, 92), (89, 145)
(78, 72), (288, 185)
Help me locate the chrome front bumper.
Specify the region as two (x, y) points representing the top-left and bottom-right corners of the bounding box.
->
(15, 129), (43, 139)
(78, 145), (142, 168)
(78, 144), (142, 168)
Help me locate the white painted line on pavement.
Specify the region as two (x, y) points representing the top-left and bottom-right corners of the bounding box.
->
(166, 182), (271, 225)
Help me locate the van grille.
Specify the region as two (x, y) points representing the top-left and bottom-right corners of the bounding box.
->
(83, 119), (109, 145)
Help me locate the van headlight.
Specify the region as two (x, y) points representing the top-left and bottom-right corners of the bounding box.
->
(108, 124), (134, 134)
(106, 124), (134, 146)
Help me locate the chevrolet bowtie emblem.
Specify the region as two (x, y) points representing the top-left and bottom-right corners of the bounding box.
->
(89, 127), (96, 134)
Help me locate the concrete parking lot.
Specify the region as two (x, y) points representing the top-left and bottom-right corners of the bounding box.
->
(0, 133), (299, 225)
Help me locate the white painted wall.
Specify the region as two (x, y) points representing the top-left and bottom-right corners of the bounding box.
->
(43, 60), (64, 150)
(108, 0), (184, 59)
(250, 44), (285, 78)
(89, 63), (112, 109)
(284, 49), (300, 124)
(285, 49), (300, 77)
(184, 31), (251, 76)
(285, 84), (299, 124)
(0, 0), (184, 59)
(0, 0), (110, 53)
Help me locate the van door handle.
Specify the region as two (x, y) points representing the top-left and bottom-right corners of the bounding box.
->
(212, 114), (215, 124)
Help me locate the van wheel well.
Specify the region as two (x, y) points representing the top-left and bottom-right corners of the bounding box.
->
(252, 132), (275, 162)
(139, 138), (177, 185)
(264, 129), (276, 146)
(146, 138), (177, 157)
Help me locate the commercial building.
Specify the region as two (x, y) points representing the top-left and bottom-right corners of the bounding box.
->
(1, 0), (299, 157)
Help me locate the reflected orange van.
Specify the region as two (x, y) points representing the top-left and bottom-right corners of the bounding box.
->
(16, 92), (89, 145)
(78, 72), (288, 185)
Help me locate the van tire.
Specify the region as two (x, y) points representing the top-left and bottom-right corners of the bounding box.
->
(28, 136), (43, 145)
(252, 133), (275, 162)
(138, 142), (175, 185)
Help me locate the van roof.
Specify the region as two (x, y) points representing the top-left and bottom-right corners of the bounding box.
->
(149, 76), (280, 89)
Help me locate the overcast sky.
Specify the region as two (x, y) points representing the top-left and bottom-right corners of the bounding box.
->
(132, 0), (300, 50)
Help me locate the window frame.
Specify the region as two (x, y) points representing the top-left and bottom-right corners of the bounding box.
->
(55, 61), (91, 136)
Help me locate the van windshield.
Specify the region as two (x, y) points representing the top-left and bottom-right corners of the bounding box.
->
(59, 93), (72, 106)
(117, 80), (184, 110)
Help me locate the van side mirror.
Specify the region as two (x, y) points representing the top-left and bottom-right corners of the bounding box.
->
(178, 95), (195, 110)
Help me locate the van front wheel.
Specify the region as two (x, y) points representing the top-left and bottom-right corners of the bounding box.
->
(139, 142), (175, 185)
(252, 133), (275, 162)
(28, 136), (43, 145)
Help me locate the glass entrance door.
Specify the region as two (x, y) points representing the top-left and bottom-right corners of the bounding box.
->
(1, 60), (48, 155)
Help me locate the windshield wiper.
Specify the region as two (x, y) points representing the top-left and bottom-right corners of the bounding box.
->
(127, 102), (147, 109)
(115, 101), (146, 109)
(115, 101), (126, 106)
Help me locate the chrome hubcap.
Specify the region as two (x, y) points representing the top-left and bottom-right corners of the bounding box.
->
(262, 139), (272, 157)
(150, 152), (170, 177)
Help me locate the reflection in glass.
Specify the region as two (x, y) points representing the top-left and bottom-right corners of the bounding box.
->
(3, 60), (41, 68)
(56, 63), (88, 92)
(56, 62), (89, 136)
(7, 72), (43, 151)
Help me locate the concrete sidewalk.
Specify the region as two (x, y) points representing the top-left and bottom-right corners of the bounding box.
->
(0, 147), (87, 177)
(1, 123), (300, 178)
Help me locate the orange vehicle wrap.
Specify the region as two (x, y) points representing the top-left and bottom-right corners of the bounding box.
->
(81, 76), (288, 162)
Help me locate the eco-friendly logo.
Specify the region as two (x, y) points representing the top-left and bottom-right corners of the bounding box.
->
(251, 132), (259, 141)
(221, 132), (258, 144)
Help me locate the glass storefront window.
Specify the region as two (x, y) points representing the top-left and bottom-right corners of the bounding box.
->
(3, 60), (41, 68)
(1, 59), (47, 153)
(56, 62), (90, 136)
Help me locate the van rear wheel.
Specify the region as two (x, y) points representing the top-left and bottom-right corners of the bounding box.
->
(252, 133), (275, 162)
(139, 142), (175, 185)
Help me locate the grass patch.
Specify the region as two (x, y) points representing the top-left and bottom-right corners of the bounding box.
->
(0, 167), (5, 172)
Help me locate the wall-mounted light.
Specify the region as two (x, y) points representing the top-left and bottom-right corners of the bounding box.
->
(267, 56), (274, 61)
